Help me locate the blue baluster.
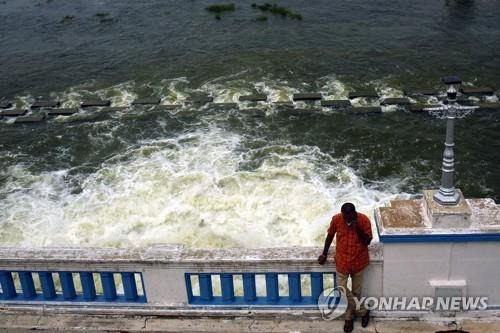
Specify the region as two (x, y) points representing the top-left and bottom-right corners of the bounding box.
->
(19, 271), (36, 299)
(59, 272), (76, 300)
(288, 273), (301, 303)
(199, 273), (213, 302)
(265, 273), (279, 303)
(38, 272), (56, 299)
(80, 272), (96, 301)
(121, 272), (138, 301)
(220, 273), (234, 302)
(0, 271), (17, 299)
(311, 272), (324, 302)
(100, 272), (117, 301)
(243, 273), (256, 302)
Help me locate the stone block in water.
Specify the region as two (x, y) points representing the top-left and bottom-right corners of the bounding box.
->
(321, 100), (351, 108)
(208, 103), (238, 109)
(239, 94), (267, 102)
(381, 97), (411, 105)
(81, 100), (111, 108)
(292, 93), (322, 101)
(14, 113), (46, 123)
(478, 102), (500, 110)
(441, 76), (461, 85)
(459, 87), (494, 96)
(350, 107), (382, 113)
(0, 109), (27, 117)
(187, 96), (213, 104)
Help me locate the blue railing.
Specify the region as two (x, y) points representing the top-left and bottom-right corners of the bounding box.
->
(0, 271), (147, 303)
(185, 272), (335, 306)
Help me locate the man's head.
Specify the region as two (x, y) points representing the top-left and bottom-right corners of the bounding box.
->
(341, 202), (357, 225)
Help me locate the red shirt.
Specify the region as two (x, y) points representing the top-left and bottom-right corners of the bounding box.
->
(327, 212), (372, 274)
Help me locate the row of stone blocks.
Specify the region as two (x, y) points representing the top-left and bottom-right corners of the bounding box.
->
(0, 88), (498, 123)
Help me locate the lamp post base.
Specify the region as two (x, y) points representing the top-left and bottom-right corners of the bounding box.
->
(433, 188), (461, 206)
(424, 189), (472, 229)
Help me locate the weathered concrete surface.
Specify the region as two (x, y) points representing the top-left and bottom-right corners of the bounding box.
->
(132, 97), (161, 105)
(404, 89), (438, 97)
(381, 98), (411, 105)
(320, 100), (351, 108)
(239, 94), (267, 102)
(81, 100), (111, 108)
(292, 93), (322, 101)
(0, 109), (27, 117)
(348, 91), (379, 99)
(460, 87), (494, 95)
(100, 106), (128, 112)
(0, 308), (499, 332)
(47, 108), (78, 116)
(31, 101), (60, 108)
(423, 190), (472, 228)
(14, 113), (45, 123)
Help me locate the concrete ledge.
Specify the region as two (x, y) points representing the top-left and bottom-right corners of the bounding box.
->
(381, 98), (411, 105)
(320, 100), (351, 108)
(187, 96), (213, 104)
(460, 87), (494, 95)
(208, 103), (238, 109)
(0, 109), (27, 117)
(81, 100), (111, 108)
(31, 101), (59, 109)
(292, 93), (322, 101)
(478, 102), (500, 110)
(101, 107), (128, 112)
(348, 90), (379, 99)
(14, 114), (45, 123)
(239, 94), (267, 102)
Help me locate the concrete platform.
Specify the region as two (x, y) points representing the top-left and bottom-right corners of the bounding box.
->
(0, 307), (499, 333)
(292, 93), (322, 101)
(239, 94), (267, 102)
(286, 108), (318, 116)
(349, 107), (382, 114)
(14, 113), (46, 123)
(31, 101), (59, 109)
(132, 97), (161, 105)
(0, 109), (27, 117)
(321, 100), (351, 108)
(0, 101), (12, 108)
(47, 108), (78, 116)
(381, 97), (411, 105)
(81, 100), (111, 108)
(348, 90), (379, 99)
(460, 87), (494, 95)
(403, 89), (438, 97)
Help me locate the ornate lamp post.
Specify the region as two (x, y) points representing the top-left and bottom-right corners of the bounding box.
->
(424, 76), (478, 206)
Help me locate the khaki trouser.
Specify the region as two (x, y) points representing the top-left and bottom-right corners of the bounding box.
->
(336, 269), (367, 320)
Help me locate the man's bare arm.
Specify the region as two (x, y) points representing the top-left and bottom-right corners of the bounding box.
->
(318, 234), (334, 265)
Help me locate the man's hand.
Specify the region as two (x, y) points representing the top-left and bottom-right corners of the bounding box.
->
(318, 254), (327, 265)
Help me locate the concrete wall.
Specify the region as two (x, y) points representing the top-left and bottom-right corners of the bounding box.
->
(383, 242), (500, 307)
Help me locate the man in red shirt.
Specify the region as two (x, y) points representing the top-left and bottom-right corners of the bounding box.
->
(318, 202), (372, 332)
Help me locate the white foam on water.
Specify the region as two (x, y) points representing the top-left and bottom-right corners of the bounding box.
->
(0, 126), (407, 249)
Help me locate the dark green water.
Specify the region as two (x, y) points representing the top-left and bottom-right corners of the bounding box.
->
(0, 0), (499, 248)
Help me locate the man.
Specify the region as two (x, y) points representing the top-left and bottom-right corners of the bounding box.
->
(318, 202), (373, 333)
